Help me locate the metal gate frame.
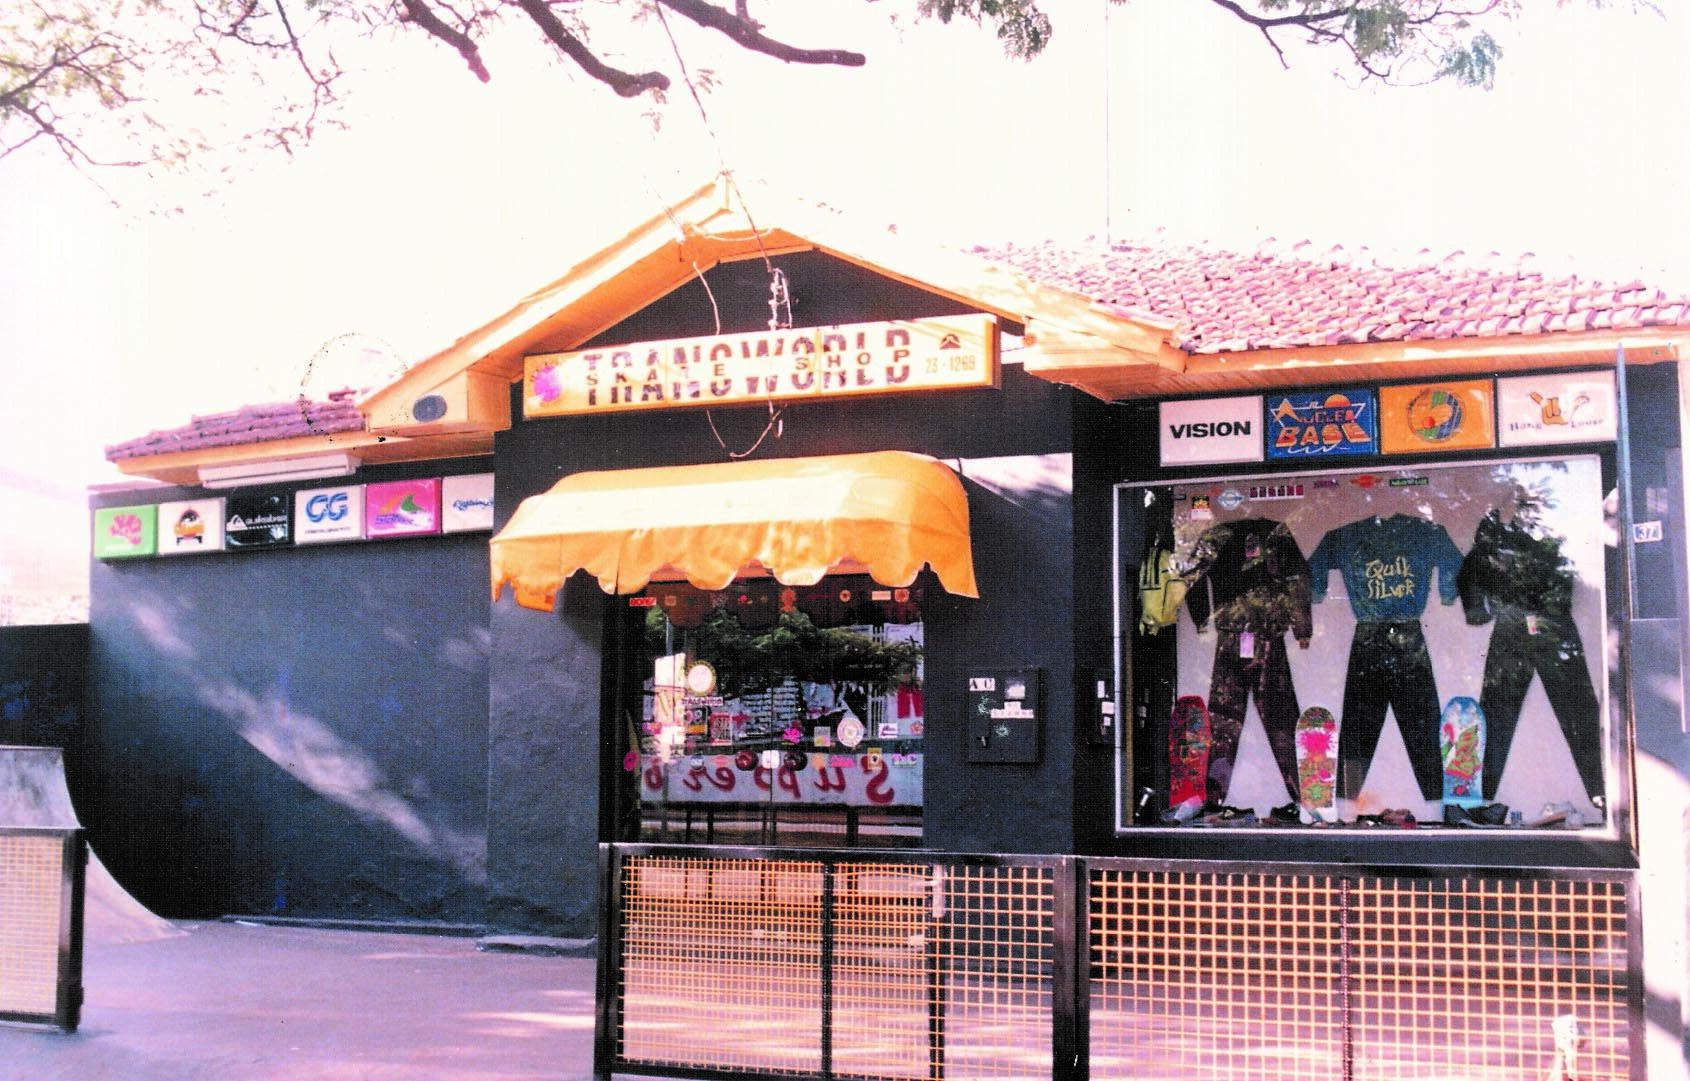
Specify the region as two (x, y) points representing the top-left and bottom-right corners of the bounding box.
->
(0, 827), (86, 1032)
(595, 845), (1643, 1081)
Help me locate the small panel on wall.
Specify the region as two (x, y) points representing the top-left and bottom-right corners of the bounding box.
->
(1266, 389), (1378, 460)
(295, 485), (366, 545)
(442, 474), (495, 533)
(965, 668), (1042, 764)
(366, 479), (442, 538)
(157, 499), (225, 555)
(1159, 396), (1263, 465)
(224, 494), (293, 549)
(1379, 379), (1495, 454)
(1496, 370), (1618, 447)
(93, 505), (158, 559)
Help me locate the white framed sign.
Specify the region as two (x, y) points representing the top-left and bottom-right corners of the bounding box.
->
(157, 499), (225, 555)
(1159, 396), (1264, 465)
(1496, 371), (1617, 447)
(295, 485), (365, 545)
(443, 473), (495, 533)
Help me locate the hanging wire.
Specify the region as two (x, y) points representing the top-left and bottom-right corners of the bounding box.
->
(652, 2), (787, 460)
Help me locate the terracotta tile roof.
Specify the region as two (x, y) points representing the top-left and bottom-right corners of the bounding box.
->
(106, 389), (366, 462)
(976, 239), (1690, 354)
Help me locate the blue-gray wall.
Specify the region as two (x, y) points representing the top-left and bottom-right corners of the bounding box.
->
(86, 463), (492, 922)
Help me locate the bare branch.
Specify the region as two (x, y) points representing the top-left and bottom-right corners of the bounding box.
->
(396, 0), (491, 81)
(511, 0), (671, 96)
(656, 0), (866, 67)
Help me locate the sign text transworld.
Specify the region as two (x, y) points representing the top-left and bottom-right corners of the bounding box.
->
(524, 315), (999, 418)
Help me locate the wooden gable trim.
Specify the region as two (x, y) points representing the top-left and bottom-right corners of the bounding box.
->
(1021, 329), (1682, 402)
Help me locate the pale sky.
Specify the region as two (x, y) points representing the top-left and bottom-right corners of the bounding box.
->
(2, 0), (1688, 581)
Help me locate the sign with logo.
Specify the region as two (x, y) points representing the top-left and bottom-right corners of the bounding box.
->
(224, 494), (293, 549)
(1496, 371), (1618, 447)
(295, 485), (365, 545)
(1266, 389), (1377, 459)
(523, 314), (999, 418)
(442, 473), (495, 533)
(366, 479), (442, 538)
(1379, 379), (1495, 454)
(157, 499), (225, 555)
(1158, 396), (1264, 465)
(94, 505), (158, 559)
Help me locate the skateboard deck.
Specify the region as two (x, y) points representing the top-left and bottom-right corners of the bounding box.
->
(1168, 695), (1211, 813)
(1294, 706), (1338, 824)
(1440, 696), (1486, 808)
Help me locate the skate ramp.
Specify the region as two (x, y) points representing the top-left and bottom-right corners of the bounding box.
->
(0, 746), (181, 945)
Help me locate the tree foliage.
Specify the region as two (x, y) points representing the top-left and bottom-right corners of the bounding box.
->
(0, 0), (1610, 173)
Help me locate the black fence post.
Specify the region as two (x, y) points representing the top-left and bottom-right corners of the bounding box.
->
(1053, 856), (1088, 1081)
(820, 860), (835, 1081)
(592, 843), (620, 1081)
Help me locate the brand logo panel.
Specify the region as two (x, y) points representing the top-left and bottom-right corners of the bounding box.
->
(1378, 379), (1495, 454)
(295, 485), (366, 545)
(1266, 389), (1377, 459)
(1496, 371), (1617, 447)
(442, 474), (495, 533)
(1159, 396), (1264, 465)
(157, 499), (225, 555)
(93, 505), (158, 559)
(366, 479), (442, 538)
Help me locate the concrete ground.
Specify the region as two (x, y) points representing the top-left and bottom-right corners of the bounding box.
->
(0, 921), (600, 1081)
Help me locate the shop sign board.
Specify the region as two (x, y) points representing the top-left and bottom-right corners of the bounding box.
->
(366, 479), (442, 538)
(224, 494), (293, 549)
(1265, 389), (1378, 459)
(1378, 379), (1496, 454)
(442, 474), (495, 533)
(295, 485), (365, 545)
(1158, 396), (1264, 465)
(156, 499), (225, 555)
(640, 754), (922, 807)
(523, 314), (999, 418)
(93, 505), (158, 559)
(1496, 371), (1618, 447)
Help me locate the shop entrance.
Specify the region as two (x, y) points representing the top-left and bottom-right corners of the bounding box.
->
(620, 573), (927, 848)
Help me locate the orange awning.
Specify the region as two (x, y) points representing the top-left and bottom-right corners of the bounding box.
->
(491, 450), (978, 610)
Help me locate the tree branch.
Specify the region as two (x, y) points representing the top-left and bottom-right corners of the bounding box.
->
(656, 0), (866, 67)
(396, 0), (490, 81)
(512, 0), (670, 96)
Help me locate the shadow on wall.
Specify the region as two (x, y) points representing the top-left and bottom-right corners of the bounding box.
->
(92, 546), (490, 919)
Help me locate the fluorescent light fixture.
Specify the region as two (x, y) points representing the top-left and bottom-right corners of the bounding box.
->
(198, 452), (359, 490)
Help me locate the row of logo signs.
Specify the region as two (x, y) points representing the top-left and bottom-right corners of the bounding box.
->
(1159, 371), (1618, 467)
(94, 474), (495, 560)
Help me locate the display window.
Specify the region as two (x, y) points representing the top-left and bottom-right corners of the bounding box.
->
(1118, 455), (1616, 834)
(627, 574), (925, 847)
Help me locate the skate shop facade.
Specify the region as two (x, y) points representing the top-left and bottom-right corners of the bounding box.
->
(92, 180), (1690, 1080)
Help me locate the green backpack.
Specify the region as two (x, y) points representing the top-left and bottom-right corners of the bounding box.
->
(1137, 547), (1188, 635)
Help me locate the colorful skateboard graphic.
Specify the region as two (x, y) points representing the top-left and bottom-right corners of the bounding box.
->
(1440, 696), (1486, 808)
(1168, 695), (1211, 814)
(1294, 706), (1338, 824)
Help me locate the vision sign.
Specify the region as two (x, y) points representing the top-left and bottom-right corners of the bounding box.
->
(1158, 396), (1264, 465)
(523, 314), (999, 418)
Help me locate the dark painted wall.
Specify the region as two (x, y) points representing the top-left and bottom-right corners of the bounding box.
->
(86, 463), (491, 922)
(488, 251), (1084, 932)
(0, 623), (87, 750)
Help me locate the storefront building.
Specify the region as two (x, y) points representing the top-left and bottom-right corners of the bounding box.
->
(92, 178), (1690, 1079)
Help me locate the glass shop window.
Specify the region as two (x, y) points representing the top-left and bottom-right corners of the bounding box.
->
(1118, 455), (1616, 834)
(628, 574), (925, 848)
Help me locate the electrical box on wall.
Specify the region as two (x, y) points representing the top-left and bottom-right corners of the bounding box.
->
(964, 668), (1041, 764)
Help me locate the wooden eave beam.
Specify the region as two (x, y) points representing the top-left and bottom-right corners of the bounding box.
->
(1025, 330), (1682, 403)
(109, 429), (493, 488)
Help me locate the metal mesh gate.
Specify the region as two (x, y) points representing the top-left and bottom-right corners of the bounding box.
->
(0, 828), (84, 1031)
(600, 849), (1640, 1081)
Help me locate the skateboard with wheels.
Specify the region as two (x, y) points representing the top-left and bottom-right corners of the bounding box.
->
(1294, 706), (1338, 824)
(1166, 695), (1211, 819)
(1440, 696), (1486, 809)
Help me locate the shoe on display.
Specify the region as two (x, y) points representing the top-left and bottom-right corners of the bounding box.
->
(1269, 802), (1302, 825)
(1200, 804), (1256, 825)
(1159, 796), (1205, 824)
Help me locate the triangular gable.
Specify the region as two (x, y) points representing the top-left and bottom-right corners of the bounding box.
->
(360, 174), (1186, 438)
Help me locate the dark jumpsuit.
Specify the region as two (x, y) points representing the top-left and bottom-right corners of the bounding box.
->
(1308, 514), (1466, 801)
(1457, 508), (1605, 802)
(1185, 518), (1313, 805)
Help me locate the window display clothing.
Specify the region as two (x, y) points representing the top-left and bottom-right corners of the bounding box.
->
(1185, 518), (1313, 804)
(1308, 515), (1466, 801)
(1457, 507), (1605, 802)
